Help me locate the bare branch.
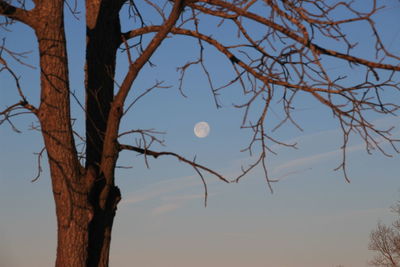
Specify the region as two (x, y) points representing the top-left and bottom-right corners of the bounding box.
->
(192, 0), (400, 70)
(31, 147), (46, 182)
(118, 143), (230, 184)
(0, 0), (36, 27)
(0, 50), (38, 131)
(100, 0), (188, 202)
(192, 162), (208, 207)
(121, 0), (399, 187)
(123, 81), (171, 115)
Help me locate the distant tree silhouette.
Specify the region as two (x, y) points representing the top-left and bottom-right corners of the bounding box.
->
(1, 0), (399, 266)
(369, 201), (400, 266)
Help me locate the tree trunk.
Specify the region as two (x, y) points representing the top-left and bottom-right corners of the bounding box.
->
(35, 2), (91, 266)
(85, 1), (121, 168)
(34, 0), (179, 264)
(36, 1), (121, 266)
(85, 1), (122, 266)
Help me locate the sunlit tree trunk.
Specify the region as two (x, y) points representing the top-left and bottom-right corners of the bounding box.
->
(35, 1), (122, 266)
(35, 2), (91, 266)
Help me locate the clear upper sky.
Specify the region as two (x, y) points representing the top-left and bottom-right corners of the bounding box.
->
(1, 1), (399, 266)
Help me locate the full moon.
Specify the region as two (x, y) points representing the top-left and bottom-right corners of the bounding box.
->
(194, 121), (210, 138)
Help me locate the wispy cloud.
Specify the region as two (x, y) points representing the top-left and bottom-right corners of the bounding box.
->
(121, 116), (400, 211)
(121, 187), (169, 205)
(270, 167), (313, 181)
(120, 175), (200, 205)
(272, 143), (365, 174)
(150, 193), (214, 216)
(272, 124), (400, 175)
(227, 117), (399, 185)
(151, 203), (181, 216)
(120, 175), (215, 216)
(162, 193), (206, 202)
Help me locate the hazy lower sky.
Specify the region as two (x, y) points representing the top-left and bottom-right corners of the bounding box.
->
(1, 1), (400, 267)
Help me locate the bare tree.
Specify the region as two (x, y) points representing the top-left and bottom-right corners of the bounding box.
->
(369, 202), (400, 266)
(1, 0), (399, 266)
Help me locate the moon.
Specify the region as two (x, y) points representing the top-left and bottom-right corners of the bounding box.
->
(194, 121), (210, 138)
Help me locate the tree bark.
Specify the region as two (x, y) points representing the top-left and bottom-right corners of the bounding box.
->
(85, 1), (121, 168)
(35, 1), (91, 266)
(85, 1), (122, 266)
(4, 0), (181, 265)
(34, 0), (122, 265)
(33, 0), (123, 265)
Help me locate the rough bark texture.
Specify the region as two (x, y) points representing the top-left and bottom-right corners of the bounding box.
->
(33, 1), (122, 266)
(19, 0), (179, 265)
(35, 2), (91, 266)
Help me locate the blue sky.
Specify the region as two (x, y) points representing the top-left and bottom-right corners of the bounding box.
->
(1, 1), (400, 266)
